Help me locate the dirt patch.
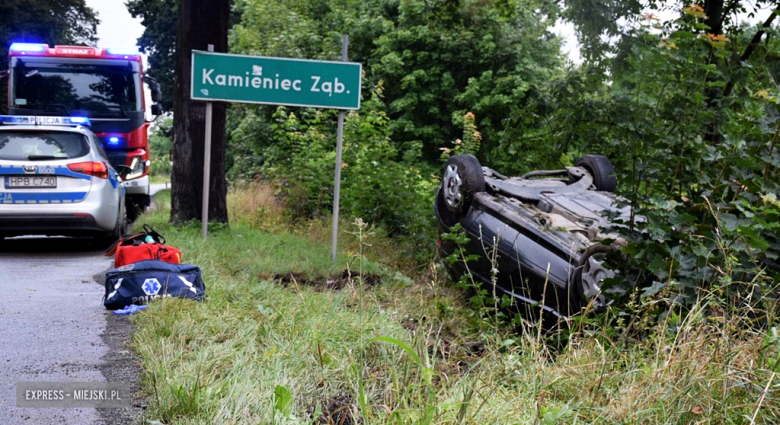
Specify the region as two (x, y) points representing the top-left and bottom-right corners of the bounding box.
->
(307, 392), (359, 425)
(400, 317), (419, 331)
(268, 270), (382, 291)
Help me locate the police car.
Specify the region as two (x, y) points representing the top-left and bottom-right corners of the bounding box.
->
(0, 116), (126, 242)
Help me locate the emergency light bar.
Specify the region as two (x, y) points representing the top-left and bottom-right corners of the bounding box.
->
(9, 43), (140, 58)
(0, 115), (91, 126)
(106, 47), (139, 56)
(9, 43), (47, 53)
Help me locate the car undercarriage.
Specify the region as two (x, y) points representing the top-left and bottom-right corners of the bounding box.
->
(435, 154), (636, 321)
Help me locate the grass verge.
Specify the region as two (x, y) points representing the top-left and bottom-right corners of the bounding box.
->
(129, 185), (780, 424)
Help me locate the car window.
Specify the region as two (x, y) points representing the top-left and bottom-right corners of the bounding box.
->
(0, 130), (90, 161)
(93, 135), (109, 161)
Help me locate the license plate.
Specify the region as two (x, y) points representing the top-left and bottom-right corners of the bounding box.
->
(5, 176), (57, 189)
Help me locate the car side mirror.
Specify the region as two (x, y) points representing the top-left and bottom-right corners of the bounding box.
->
(144, 75), (162, 102)
(151, 103), (163, 116)
(114, 165), (133, 180)
(151, 82), (162, 103)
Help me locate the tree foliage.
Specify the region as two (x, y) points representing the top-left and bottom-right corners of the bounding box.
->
(127, 0), (179, 111)
(0, 0), (98, 113)
(372, 0), (561, 162)
(230, 0), (562, 163)
(542, 2), (780, 316)
(0, 0), (98, 59)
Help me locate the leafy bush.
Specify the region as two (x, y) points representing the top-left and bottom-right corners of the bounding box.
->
(230, 87), (438, 255)
(548, 8), (780, 320)
(149, 117), (173, 179)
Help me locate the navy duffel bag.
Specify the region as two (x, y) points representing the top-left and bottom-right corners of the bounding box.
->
(104, 260), (206, 310)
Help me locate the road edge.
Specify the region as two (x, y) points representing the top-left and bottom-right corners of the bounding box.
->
(94, 269), (147, 425)
(94, 186), (169, 425)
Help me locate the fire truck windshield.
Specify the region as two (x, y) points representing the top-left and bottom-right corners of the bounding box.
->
(10, 57), (142, 118)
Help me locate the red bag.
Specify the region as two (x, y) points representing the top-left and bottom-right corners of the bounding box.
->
(104, 224), (182, 267)
(114, 243), (182, 267)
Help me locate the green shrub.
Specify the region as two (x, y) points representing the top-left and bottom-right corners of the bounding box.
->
(149, 117), (173, 179)
(230, 87), (438, 257)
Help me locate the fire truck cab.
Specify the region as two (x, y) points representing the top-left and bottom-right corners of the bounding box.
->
(4, 43), (162, 220)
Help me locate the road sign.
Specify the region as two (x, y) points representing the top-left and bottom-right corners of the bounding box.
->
(190, 50), (362, 110)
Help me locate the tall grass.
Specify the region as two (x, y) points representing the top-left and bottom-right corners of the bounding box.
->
(128, 185), (780, 424)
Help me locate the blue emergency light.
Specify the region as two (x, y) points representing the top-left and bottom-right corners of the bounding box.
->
(107, 136), (121, 145)
(9, 43), (47, 53)
(106, 47), (139, 56)
(0, 115), (91, 126)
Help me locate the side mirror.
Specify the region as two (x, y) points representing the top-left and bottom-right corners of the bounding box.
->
(144, 75), (162, 103)
(151, 82), (162, 103)
(151, 103), (163, 116)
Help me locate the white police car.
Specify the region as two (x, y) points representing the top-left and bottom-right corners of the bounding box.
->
(0, 116), (126, 242)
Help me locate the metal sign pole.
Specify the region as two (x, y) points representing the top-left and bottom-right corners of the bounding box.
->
(201, 44), (214, 240)
(331, 35), (348, 263)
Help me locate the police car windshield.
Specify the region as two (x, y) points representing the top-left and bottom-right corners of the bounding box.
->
(0, 131), (90, 161)
(10, 57), (142, 118)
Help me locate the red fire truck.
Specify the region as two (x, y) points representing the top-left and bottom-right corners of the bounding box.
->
(4, 43), (162, 219)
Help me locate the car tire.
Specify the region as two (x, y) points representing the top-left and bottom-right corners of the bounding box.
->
(575, 155), (617, 192)
(570, 243), (615, 314)
(441, 154), (485, 219)
(436, 189), (459, 228)
(101, 204), (126, 247)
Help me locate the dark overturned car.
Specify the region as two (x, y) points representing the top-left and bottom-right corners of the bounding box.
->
(435, 154), (635, 322)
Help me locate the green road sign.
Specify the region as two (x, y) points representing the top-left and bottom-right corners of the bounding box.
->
(190, 50), (362, 110)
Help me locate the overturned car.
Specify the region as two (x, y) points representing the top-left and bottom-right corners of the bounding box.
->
(435, 154), (635, 321)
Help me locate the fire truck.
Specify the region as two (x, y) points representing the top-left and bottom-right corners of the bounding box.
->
(3, 43), (162, 219)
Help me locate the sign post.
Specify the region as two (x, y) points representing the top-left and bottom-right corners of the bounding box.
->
(331, 35), (348, 263)
(201, 44), (214, 240)
(190, 41), (361, 258)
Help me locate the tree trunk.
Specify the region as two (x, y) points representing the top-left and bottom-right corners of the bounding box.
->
(170, 0), (229, 224)
(703, 0), (726, 146)
(704, 0), (725, 37)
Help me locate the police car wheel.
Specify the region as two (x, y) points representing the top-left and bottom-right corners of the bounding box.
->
(100, 206), (125, 246)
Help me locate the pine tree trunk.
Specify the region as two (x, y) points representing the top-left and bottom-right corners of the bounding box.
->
(170, 0), (229, 224)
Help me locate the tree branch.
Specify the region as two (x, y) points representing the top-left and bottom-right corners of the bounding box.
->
(741, 9), (778, 62)
(721, 0), (741, 26)
(723, 9), (779, 97)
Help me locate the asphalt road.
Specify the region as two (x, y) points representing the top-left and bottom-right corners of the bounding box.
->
(0, 183), (167, 424)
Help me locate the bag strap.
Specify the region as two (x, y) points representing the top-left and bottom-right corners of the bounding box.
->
(156, 244), (170, 260)
(103, 231), (145, 257)
(143, 224), (166, 244)
(104, 224), (168, 257)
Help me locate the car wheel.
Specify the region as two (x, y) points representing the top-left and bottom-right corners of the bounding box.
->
(436, 188), (459, 228)
(571, 244), (615, 313)
(441, 154), (485, 218)
(575, 155), (617, 192)
(101, 205), (126, 246)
